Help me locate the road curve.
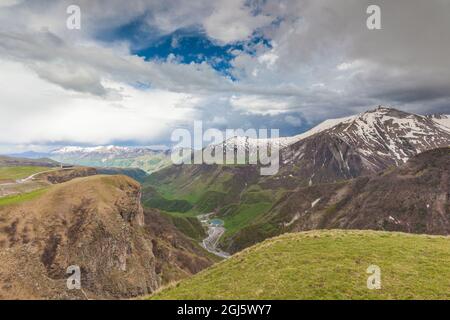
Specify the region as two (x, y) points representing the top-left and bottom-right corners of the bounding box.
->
(198, 213), (230, 258)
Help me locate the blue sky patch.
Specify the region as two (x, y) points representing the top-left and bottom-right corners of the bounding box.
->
(98, 17), (272, 78)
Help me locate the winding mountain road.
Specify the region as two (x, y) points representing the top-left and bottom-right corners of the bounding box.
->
(198, 213), (230, 258)
(15, 169), (56, 183)
(0, 169), (56, 187)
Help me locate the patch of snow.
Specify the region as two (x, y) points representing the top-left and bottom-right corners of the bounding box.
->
(283, 212), (301, 227)
(388, 215), (401, 225)
(220, 115), (358, 151)
(51, 145), (161, 156)
(311, 198), (321, 208)
(431, 115), (450, 132)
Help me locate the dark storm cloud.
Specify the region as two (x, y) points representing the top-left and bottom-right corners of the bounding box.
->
(246, 0), (450, 117)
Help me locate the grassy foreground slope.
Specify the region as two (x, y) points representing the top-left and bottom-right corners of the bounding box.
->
(151, 230), (450, 300)
(0, 188), (48, 207)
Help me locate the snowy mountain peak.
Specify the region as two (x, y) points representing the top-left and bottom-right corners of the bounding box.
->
(373, 105), (395, 112)
(53, 146), (127, 155)
(277, 106), (450, 186)
(325, 107), (450, 166)
(428, 114), (450, 130)
(219, 114), (358, 151)
(52, 145), (152, 155)
(220, 106), (449, 157)
(48, 145), (171, 173)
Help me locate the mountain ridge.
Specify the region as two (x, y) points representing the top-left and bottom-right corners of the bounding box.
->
(227, 147), (450, 252)
(49, 146), (171, 174)
(144, 107), (450, 253)
(220, 106), (449, 153)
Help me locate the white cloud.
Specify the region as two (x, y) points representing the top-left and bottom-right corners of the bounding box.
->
(257, 46), (279, 70)
(1, 0), (450, 152)
(203, 0), (273, 43)
(0, 0), (23, 7)
(230, 95), (291, 115)
(210, 116), (228, 126)
(337, 62), (353, 71)
(336, 60), (364, 71)
(0, 30), (234, 98)
(284, 115), (303, 127)
(0, 59), (197, 147)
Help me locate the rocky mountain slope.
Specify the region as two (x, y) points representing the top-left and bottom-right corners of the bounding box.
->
(275, 107), (450, 185)
(0, 175), (215, 299)
(219, 107), (450, 182)
(227, 147), (450, 252)
(149, 107), (450, 195)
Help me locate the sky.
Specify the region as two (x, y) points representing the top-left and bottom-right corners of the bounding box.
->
(0, 0), (450, 153)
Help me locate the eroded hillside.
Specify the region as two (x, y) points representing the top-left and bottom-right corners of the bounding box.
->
(0, 175), (215, 299)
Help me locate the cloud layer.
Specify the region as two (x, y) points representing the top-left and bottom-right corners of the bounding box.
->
(0, 0), (449, 152)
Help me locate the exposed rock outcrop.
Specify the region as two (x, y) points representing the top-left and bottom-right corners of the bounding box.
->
(0, 175), (214, 299)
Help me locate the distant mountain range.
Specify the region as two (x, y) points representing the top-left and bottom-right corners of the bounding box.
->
(9, 146), (172, 174)
(50, 146), (172, 173)
(8, 107), (449, 177)
(0, 155), (59, 167)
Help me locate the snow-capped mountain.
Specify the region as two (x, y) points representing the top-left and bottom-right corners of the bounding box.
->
(428, 114), (450, 130)
(274, 106), (450, 185)
(50, 146), (171, 173)
(218, 106), (449, 171)
(30, 106), (449, 179)
(222, 106), (449, 152)
(217, 115), (357, 159)
(324, 107), (450, 164)
(179, 106), (450, 188)
(51, 145), (166, 158)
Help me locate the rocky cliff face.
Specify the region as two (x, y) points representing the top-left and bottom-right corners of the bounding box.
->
(36, 167), (98, 184)
(0, 175), (214, 299)
(0, 175), (156, 299)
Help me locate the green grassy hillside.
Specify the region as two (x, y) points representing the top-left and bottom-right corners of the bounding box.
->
(143, 164), (286, 245)
(0, 166), (51, 182)
(0, 188), (48, 207)
(150, 230), (450, 300)
(145, 148), (450, 254)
